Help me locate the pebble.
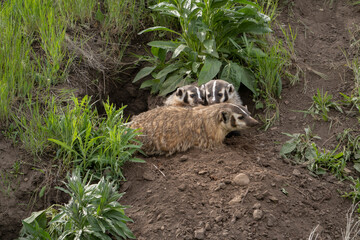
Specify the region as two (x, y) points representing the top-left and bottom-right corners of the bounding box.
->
(253, 202), (261, 209)
(292, 169), (301, 176)
(198, 170), (207, 175)
(215, 216), (223, 222)
(143, 171), (155, 181)
(269, 195), (279, 203)
(229, 195), (243, 205)
(289, 116), (297, 121)
(179, 155), (188, 162)
(205, 222), (211, 231)
(214, 182), (226, 191)
(233, 173), (250, 186)
(267, 214), (276, 227)
(253, 209), (263, 220)
(194, 228), (205, 239)
(178, 184), (186, 191)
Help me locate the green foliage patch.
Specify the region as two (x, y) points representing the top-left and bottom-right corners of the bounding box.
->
(19, 170), (135, 240)
(134, 0), (273, 96)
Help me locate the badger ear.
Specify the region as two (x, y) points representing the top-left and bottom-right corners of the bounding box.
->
(219, 111), (230, 123)
(176, 88), (184, 97)
(244, 105), (248, 110)
(200, 84), (205, 91)
(227, 84), (235, 93)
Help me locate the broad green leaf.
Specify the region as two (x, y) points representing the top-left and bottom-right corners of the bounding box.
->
(192, 62), (201, 74)
(203, 39), (219, 58)
(133, 66), (156, 83)
(139, 26), (181, 36)
(221, 62), (256, 93)
(189, 51), (198, 62)
(140, 79), (157, 89)
(238, 20), (272, 34)
(233, 0), (261, 9)
(159, 70), (187, 96)
(148, 41), (180, 51)
(156, 63), (183, 79)
(198, 57), (222, 85)
(280, 142), (296, 156)
(172, 44), (188, 59)
(304, 147), (316, 161)
(149, 2), (180, 17)
(353, 163), (360, 173)
(151, 47), (167, 62)
(210, 0), (228, 9)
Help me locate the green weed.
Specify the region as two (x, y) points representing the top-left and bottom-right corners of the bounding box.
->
(303, 89), (343, 122)
(19, 170), (135, 239)
(308, 144), (346, 179)
(134, 0), (272, 96)
(280, 127), (320, 164)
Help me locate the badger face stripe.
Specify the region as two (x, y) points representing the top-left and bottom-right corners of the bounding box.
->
(212, 80), (217, 102)
(184, 92), (189, 104)
(229, 103), (249, 116)
(196, 87), (202, 100)
(223, 90), (229, 102)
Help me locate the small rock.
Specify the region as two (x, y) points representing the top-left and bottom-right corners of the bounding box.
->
(143, 171), (155, 181)
(344, 168), (352, 174)
(289, 116), (297, 121)
(198, 170), (208, 175)
(253, 209), (263, 220)
(267, 214), (276, 227)
(252, 202), (261, 209)
(215, 216), (223, 222)
(229, 195), (243, 205)
(269, 195), (279, 203)
(215, 182), (226, 191)
(147, 190), (152, 194)
(205, 222), (211, 231)
(178, 184), (186, 191)
(179, 155), (188, 162)
(194, 228), (205, 239)
(224, 179), (232, 184)
(24, 178), (28, 182)
(292, 169), (301, 176)
(233, 173), (250, 186)
(284, 100), (289, 105)
(161, 225), (165, 230)
(271, 182), (276, 187)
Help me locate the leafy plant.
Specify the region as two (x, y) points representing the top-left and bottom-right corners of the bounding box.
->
(19, 170), (135, 240)
(47, 96), (144, 180)
(303, 89), (343, 121)
(308, 144), (346, 179)
(134, 0), (272, 96)
(280, 127), (320, 164)
(337, 129), (360, 172)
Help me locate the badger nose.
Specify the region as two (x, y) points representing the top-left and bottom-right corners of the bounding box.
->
(248, 118), (260, 127)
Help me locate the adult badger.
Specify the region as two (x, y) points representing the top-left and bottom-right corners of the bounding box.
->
(130, 103), (258, 155)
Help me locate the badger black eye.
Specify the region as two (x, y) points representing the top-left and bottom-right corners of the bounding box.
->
(190, 94), (195, 98)
(218, 93), (223, 97)
(238, 115), (244, 120)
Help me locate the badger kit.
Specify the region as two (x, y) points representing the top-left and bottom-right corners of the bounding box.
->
(130, 80), (258, 155)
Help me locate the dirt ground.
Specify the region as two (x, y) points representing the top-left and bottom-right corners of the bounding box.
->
(1, 0), (360, 239)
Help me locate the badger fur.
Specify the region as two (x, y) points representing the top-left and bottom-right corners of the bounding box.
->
(130, 103), (258, 155)
(164, 84), (204, 107)
(201, 79), (243, 106)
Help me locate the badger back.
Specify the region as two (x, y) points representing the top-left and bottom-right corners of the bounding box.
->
(130, 106), (200, 155)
